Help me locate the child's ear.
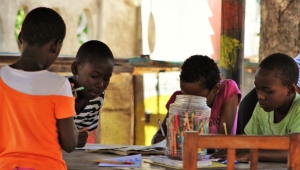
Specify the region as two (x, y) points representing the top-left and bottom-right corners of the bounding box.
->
(50, 39), (63, 56)
(213, 83), (221, 94)
(287, 84), (296, 96)
(71, 61), (79, 75)
(18, 33), (22, 44)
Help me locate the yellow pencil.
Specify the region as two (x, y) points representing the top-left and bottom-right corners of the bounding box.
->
(191, 113), (194, 130)
(185, 112), (190, 130)
(88, 133), (96, 137)
(78, 127), (89, 132)
(198, 127), (204, 156)
(223, 122), (228, 135)
(199, 127), (204, 134)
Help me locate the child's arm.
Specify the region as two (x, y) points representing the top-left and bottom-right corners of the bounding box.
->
(258, 150), (288, 162)
(57, 117), (78, 152)
(219, 94), (239, 134)
(212, 149), (288, 163)
(151, 91), (180, 144)
(151, 112), (168, 144)
(77, 131), (88, 148)
(235, 149), (288, 162)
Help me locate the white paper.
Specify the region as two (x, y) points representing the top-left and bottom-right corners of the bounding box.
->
(98, 154), (142, 167)
(76, 140), (166, 151)
(205, 154), (220, 162)
(121, 139), (166, 151)
(76, 144), (127, 150)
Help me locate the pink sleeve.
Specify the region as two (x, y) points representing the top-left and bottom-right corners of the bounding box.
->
(221, 79), (242, 104)
(166, 91), (182, 111)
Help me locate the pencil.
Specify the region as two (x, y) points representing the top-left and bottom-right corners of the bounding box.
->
(223, 122), (228, 135)
(78, 127), (96, 137)
(199, 127), (204, 134)
(185, 112), (190, 130)
(72, 86), (84, 91)
(191, 113), (194, 130)
(175, 114), (179, 133)
(158, 119), (166, 137)
(94, 159), (134, 164)
(172, 118), (177, 155)
(198, 127), (204, 156)
(88, 133), (96, 137)
(78, 127), (89, 132)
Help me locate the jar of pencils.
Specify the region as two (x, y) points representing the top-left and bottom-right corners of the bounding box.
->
(165, 95), (211, 160)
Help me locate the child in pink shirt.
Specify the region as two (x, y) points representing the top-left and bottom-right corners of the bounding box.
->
(152, 55), (241, 144)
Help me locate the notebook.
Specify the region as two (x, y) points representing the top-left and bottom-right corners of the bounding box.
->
(144, 155), (227, 169)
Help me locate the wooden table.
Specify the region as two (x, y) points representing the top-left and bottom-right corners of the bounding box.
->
(63, 150), (287, 170)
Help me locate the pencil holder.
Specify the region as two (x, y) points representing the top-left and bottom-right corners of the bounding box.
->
(165, 95), (211, 160)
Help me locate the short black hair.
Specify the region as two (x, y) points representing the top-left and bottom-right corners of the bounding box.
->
(180, 55), (221, 90)
(76, 40), (114, 64)
(20, 7), (66, 46)
(259, 53), (299, 86)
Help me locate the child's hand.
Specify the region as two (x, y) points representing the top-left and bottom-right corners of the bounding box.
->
(210, 149), (227, 160)
(235, 150), (250, 163)
(70, 83), (77, 98)
(77, 128), (88, 148)
(210, 149), (250, 163)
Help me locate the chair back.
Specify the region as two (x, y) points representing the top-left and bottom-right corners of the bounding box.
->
(183, 132), (300, 170)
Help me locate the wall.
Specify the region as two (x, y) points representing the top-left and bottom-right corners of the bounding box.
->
(134, 71), (180, 145)
(0, 0), (140, 145)
(100, 73), (134, 144)
(0, 0), (140, 57)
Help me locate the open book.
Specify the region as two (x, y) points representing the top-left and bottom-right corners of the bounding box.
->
(144, 155), (226, 169)
(77, 140), (166, 156)
(148, 155), (212, 168)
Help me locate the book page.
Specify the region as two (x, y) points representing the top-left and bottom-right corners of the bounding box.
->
(76, 144), (128, 150)
(98, 154), (142, 167)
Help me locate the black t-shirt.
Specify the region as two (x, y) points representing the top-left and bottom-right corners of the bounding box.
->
(236, 88), (257, 134)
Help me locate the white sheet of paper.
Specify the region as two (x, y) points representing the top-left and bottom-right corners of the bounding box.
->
(76, 144), (127, 150)
(121, 139), (166, 151)
(205, 154), (220, 162)
(98, 154), (142, 167)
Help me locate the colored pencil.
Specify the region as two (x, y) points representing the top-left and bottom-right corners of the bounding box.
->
(78, 127), (89, 132)
(223, 122), (228, 135)
(72, 86), (84, 91)
(199, 127), (204, 134)
(88, 133), (96, 137)
(172, 118), (177, 155)
(185, 112), (190, 130)
(191, 113), (194, 130)
(158, 119), (166, 137)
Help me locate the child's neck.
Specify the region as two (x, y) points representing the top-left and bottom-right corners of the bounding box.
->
(75, 94), (87, 113)
(11, 46), (47, 71)
(274, 93), (296, 123)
